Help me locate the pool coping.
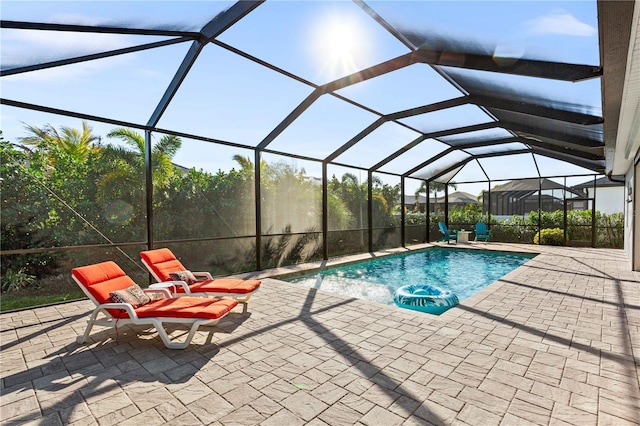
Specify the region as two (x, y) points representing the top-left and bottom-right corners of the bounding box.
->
(266, 243), (539, 313)
(242, 241), (543, 282)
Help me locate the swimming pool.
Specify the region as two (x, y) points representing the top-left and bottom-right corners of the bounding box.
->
(283, 248), (535, 311)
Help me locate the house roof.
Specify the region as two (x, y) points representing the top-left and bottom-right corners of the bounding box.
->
(433, 191), (478, 204)
(403, 191), (478, 205)
(491, 178), (565, 192)
(572, 176), (625, 189)
(403, 194), (426, 205)
(489, 178), (584, 198)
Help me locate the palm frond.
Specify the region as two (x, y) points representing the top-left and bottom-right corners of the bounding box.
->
(154, 134), (181, 158)
(106, 128), (145, 153)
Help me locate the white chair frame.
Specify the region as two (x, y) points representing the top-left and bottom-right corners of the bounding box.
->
(73, 276), (225, 350)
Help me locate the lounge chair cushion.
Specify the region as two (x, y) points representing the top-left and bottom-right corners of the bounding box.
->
(188, 278), (261, 294)
(110, 284), (151, 307)
(169, 270), (197, 284)
(133, 297), (238, 319)
(140, 248), (187, 281)
(72, 260), (137, 305)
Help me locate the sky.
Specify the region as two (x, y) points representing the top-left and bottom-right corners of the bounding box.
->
(0, 0), (603, 197)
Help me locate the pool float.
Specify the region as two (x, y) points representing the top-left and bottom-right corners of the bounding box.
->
(393, 284), (459, 315)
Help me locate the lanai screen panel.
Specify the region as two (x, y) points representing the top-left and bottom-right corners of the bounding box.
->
(266, 94), (378, 159)
(1, 1), (234, 134)
(465, 143), (529, 157)
(2, 41), (192, 127)
(566, 176), (596, 191)
(371, 172), (401, 251)
(151, 135), (256, 242)
(448, 160), (488, 184)
(335, 63), (463, 114)
(378, 138), (450, 175)
(326, 164), (370, 257)
(333, 122), (421, 169)
(0, 30), (179, 71)
(326, 164), (369, 230)
(410, 151), (470, 181)
(442, 67), (602, 114)
(261, 153), (322, 235)
(489, 109), (604, 145)
(533, 154), (597, 178)
(438, 128), (514, 146)
(0, 1), (231, 31)
(217, 1), (410, 85)
(398, 104), (493, 134)
(367, 1), (599, 63)
(156, 44), (313, 146)
(435, 166), (465, 184)
(0, 110), (148, 247)
(404, 177), (425, 198)
(480, 154), (540, 181)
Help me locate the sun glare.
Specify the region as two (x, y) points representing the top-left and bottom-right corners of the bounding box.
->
(311, 14), (369, 81)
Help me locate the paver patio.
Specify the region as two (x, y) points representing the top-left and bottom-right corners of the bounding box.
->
(1, 244), (638, 425)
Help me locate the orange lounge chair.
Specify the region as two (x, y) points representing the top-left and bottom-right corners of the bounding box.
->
(72, 261), (238, 349)
(140, 248), (261, 310)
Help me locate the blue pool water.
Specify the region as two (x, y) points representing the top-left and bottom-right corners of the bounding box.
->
(284, 248), (535, 309)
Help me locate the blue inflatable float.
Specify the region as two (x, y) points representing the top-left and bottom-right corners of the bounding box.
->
(393, 284), (459, 315)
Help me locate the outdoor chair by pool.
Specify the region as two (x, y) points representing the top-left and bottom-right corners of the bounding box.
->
(438, 221), (457, 244)
(474, 222), (492, 242)
(140, 248), (261, 311)
(72, 261), (238, 349)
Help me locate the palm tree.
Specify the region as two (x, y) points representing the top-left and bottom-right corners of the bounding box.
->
(339, 173), (366, 228)
(415, 181), (457, 213)
(97, 128), (181, 202)
(232, 154), (253, 172)
(231, 154), (266, 175)
(19, 121), (100, 162)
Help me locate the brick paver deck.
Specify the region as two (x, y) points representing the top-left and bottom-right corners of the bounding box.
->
(1, 244), (639, 425)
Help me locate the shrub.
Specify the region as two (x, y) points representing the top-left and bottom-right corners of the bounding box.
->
(597, 212), (624, 248)
(534, 228), (564, 246)
(1, 268), (37, 292)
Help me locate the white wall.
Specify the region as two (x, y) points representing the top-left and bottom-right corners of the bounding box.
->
(585, 186), (625, 214)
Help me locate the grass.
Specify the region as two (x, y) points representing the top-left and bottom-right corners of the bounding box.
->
(0, 273), (86, 313)
(1, 292), (86, 313)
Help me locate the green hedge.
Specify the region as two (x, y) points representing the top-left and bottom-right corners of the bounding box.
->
(534, 228), (565, 246)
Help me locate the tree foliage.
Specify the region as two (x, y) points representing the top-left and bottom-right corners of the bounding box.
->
(1, 122), (625, 302)
(19, 121), (100, 162)
(2, 124), (403, 290)
(414, 181), (457, 213)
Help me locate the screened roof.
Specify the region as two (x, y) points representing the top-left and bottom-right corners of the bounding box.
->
(1, 0), (636, 183)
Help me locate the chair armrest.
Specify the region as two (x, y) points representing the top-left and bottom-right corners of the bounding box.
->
(150, 280), (192, 294)
(143, 288), (172, 298)
(192, 271), (213, 280)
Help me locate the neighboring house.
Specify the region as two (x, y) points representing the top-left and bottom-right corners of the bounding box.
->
(485, 178), (584, 216)
(403, 191), (478, 212)
(403, 194), (427, 212)
(172, 162), (190, 176)
(431, 191), (478, 212)
(572, 176), (624, 215)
